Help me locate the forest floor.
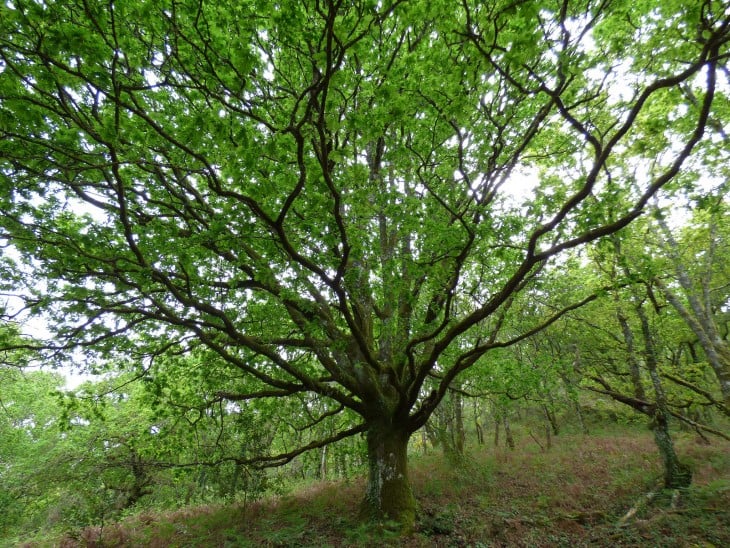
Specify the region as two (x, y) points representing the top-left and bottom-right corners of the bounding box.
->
(18, 424), (730, 547)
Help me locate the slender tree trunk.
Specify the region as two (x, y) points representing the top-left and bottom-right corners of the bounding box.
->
(542, 404), (559, 436)
(493, 415), (500, 447)
(575, 401), (589, 434)
(657, 279), (730, 410)
(503, 415), (515, 450)
(545, 423), (552, 450)
(361, 422), (416, 531)
(336, 450), (346, 478)
(617, 309), (647, 401)
(441, 388), (466, 462)
(319, 444), (328, 480)
(426, 389), (466, 463)
(567, 348), (589, 434)
(650, 411), (692, 488)
(453, 389), (465, 455)
(636, 302), (692, 489)
(473, 400), (485, 444)
(475, 417), (484, 445)
(230, 462), (242, 494)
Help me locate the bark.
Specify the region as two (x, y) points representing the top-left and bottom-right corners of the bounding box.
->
(425, 389), (466, 463)
(545, 422), (552, 450)
(617, 309), (647, 401)
(319, 444), (328, 480)
(650, 411), (692, 488)
(452, 389), (465, 455)
(636, 302), (692, 489)
(503, 415), (515, 450)
(543, 404), (559, 436)
(475, 417), (484, 445)
(361, 422), (416, 532)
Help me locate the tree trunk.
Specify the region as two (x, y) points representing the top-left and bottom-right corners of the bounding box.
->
(319, 444), (328, 480)
(636, 301), (692, 489)
(542, 404), (559, 436)
(475, 418), (484, 445)
(503, 415), (515, 450)
(617, 309), (647, 401)
(545, 422), (552, 450)
(452, 388), (465, 455)
(650, 411), (692, 488)
(493, 416), (500, 447)
(361, 422), (416, 532)
(574, 401), (589, 435)
(439, 389), (466, 463)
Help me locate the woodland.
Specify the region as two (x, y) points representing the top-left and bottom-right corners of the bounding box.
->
(0, 0), (729, 544)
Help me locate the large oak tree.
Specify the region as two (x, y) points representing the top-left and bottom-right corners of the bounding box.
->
(1, 0), (727, 529)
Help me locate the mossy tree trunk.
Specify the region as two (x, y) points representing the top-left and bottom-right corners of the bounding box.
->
(650, 411), (692, 488)
(361, 421), (416, 531)
(636, 302), (692, 489)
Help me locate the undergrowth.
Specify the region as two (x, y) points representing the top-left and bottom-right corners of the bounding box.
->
(11, 424), (730, 547)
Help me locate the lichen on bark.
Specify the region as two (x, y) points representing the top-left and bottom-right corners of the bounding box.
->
(361, 422), (416, 532)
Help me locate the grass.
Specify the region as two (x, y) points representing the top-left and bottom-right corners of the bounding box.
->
(13, 423), (730, 547)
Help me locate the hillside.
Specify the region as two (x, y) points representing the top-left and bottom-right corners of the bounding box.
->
(15, 425), (730, 547)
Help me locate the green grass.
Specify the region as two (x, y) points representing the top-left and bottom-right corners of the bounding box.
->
(13, 424), (730, 547)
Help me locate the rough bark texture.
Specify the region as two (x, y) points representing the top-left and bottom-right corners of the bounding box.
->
(362, 423), (416, 532)
(651, 411), (692, 489)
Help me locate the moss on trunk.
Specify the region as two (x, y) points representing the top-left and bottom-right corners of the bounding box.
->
(361, 423), (416, 533)
(651, 412), (692, 489)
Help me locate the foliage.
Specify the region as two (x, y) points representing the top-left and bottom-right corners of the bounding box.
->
(1, 0), (729, 530)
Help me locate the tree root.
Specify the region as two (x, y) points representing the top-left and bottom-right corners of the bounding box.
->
(617, 482), (662, 527)
(617, 482), (684, 527)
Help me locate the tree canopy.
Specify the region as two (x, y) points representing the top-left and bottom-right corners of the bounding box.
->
(1, 0), (728, 529)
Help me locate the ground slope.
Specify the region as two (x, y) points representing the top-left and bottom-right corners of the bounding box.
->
(16, 426), (730, 547)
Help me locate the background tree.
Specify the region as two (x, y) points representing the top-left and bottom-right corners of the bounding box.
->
(650, 191), (730, 412)
(1, 0), (728, 530)
(560, 221), (730, 489)
(0, 322), (62, 535)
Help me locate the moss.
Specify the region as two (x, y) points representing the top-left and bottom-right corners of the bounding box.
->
(361, 423), (417, 533)
(651, 414), (692, 489)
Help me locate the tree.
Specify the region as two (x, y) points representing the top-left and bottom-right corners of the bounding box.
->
(0, 323), (60, 535)
(650, 191), (730, 412)
(575, 283), (695, 488)
(0, 368), (65, 536)
(1, 0), (727, 530)
(568, 224), (730, 488)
